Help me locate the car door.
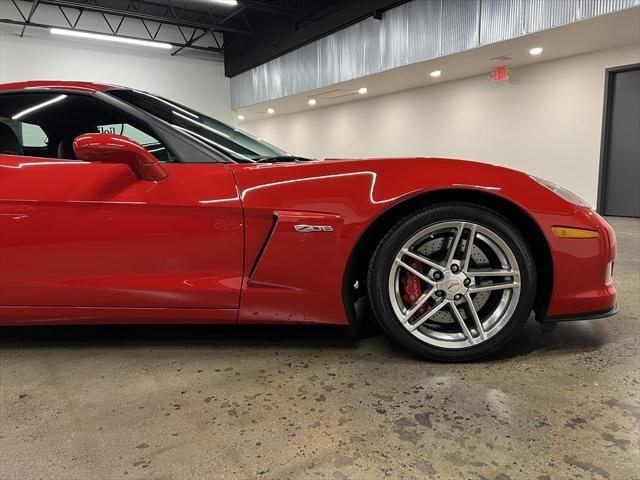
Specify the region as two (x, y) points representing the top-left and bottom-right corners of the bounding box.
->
(0, 92), (243, 316)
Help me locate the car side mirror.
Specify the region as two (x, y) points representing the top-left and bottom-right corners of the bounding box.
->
(73, 133), (168, 182)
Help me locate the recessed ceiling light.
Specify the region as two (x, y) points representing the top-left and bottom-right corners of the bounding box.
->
(430, 70), (442, 78)
(50, 28), (172, 50)
(206, 0), (238, 6)
(307, 98), (317, 106)
(267, 108), (275, 114)
(529, 47), (543, 56)
(358, 87), (368, 95)
(237, 114), (245, 121)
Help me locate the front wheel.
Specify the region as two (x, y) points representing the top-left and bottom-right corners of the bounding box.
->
(367, 203), (536, 361)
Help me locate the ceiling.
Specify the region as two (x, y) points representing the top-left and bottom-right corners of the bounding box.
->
(2, 0), (409, 75)
(235, 7), (640, 120)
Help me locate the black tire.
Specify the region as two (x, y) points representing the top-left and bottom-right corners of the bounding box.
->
(367, 203), (536, 361)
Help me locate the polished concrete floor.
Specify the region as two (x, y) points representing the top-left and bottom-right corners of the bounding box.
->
(0, 217), (638, 480)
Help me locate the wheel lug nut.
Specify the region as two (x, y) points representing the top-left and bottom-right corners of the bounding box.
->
(454, 294), (462, 301)
(433, 272), (442, 280)
(435, 290), (444, 297)
(451, 265), (459, 273)
(464, 279), (471, 286)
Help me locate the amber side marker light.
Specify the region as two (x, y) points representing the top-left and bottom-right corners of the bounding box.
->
(551, 226), (600, 239)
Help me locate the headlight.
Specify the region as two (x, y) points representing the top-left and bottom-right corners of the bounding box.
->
(530, 176), (591, 208)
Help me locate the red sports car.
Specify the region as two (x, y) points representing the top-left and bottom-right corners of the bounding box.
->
(0, 81), (617, 360)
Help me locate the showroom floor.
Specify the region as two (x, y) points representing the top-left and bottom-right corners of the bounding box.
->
(0, 217), (638, 480)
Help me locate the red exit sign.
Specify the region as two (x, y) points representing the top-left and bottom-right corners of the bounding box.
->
(491, 66), (509, 82)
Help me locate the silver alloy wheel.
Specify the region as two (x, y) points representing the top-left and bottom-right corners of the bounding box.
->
(388, 221), (521, 349)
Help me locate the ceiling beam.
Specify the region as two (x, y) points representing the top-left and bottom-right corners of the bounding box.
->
(30, 0), (253, 35)
(0, 18), (224, 55)
(241, 1), (292, 16)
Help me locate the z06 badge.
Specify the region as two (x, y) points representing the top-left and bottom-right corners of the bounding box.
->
(294, 225), (334, 233)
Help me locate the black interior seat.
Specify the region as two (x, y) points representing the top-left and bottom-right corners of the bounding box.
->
(56, 136), (77, 160)
(55, 128), (98, 159)
(0, 122), (24, 156)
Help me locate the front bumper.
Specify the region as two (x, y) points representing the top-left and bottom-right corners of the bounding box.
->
(545, 303), (619, 322)
(535, 207), (617, 321)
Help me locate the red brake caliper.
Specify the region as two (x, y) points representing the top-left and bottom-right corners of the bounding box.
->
(401, 260), (429, 317)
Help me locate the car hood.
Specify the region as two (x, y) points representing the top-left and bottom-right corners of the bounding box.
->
(234, 156), (578, 216)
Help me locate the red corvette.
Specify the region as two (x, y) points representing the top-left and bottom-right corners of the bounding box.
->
(0, 81), (617, 360)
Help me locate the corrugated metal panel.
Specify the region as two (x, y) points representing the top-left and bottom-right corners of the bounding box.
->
(265, 56), (284, 100)
(231, 0), (638, 108)
(337, 22), (366, 83)
(279, 49), (299, 97)
(440, 0), (480, 56)
(317, 34), (341, 87)
(298, 42), (320, 92)
(525, 0), (578, 33)
(252, 63), (270, 104)
(581, 0), (639, 19)
(379, 4), (410, 70)
(480, 0), (525, 45)
(406, 0), (441, 64)
(362, 16), (383, 76)
(230, 70), (253, 110)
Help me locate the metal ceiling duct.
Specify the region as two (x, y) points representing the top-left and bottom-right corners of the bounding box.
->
(230, 0), (639, 109)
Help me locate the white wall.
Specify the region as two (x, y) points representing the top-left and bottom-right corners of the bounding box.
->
(244, 44), (640, 208)
(0, 25), (233, 122)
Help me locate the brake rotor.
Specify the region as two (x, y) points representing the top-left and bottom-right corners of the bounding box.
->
(400, 234), (492, 325)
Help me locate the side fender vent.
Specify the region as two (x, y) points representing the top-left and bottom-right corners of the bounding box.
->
(247, 214), (278, 284)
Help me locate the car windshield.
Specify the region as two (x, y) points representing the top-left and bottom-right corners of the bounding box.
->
(108, 89), (288, 162)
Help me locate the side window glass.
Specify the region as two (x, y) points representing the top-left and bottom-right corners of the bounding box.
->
(0, 119), (48, 156)
(20, 122), (48, 148)
(97, 123), (171, 162)
(0, 93), (175, 162)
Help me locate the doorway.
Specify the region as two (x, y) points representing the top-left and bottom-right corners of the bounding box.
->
(598, 64), (640, 218)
